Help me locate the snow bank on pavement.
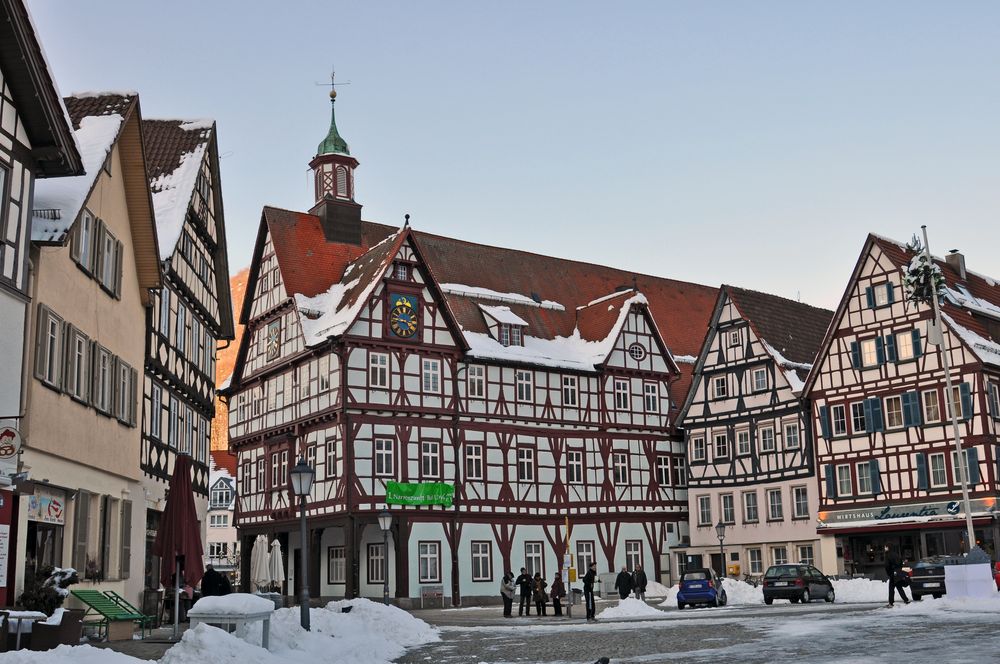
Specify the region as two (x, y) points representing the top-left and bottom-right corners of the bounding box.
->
(161, 624), (277, 664)
(644, 580), (672, 598)
(658, 577), (890, 607)
(597, 597), (665, 619)
(0, 644), (145, 664)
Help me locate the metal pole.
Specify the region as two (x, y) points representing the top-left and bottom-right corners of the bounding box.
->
(383, 527), (390, 605)
(921, 225), (976, 551)
(719, 538), (725, 578)
(173, 556), (181, 640)
(299, 495), (310, 631)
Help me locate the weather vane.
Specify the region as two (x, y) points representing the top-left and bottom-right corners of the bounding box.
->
(315, 67), (350, 98)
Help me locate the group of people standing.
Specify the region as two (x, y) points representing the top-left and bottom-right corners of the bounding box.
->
(613, 564), (648, 600)
(500, 568), (567, 617)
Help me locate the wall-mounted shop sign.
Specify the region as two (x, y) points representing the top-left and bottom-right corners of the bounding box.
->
(385, 481), (454, 507)
(26, 487), (66, 525)
(818, 497), (996, 527)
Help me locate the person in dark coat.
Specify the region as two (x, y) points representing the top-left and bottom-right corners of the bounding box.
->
(200, 565), (225, 597)
(614, 566), (634, 600)
(550, 572), (566, 616)
(532, 572), (548, 616)
(582, 562), (598, 621)
(500, 571), (516, 618)
(884, 544), (910, 606)
(632, 564), (648, 601)
(515, 567), (533, 616)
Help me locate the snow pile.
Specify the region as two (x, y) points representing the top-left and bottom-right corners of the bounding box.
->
(0, 644), (145, 664)
(190, 592), (275, 615)
(644, 580), (673, 598)
(161, 624), (274, 664)
(832, 577), (888, 603)
(597, 597), (665, 619)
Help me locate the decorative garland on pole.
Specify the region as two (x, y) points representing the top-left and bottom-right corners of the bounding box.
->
(902, 236), (946, 306)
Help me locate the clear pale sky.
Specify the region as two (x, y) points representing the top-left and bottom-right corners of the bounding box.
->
(30, 1), (1000, 309)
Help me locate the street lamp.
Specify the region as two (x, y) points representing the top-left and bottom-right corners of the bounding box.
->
(290, 458), (316, 631)
(378, 510), (393, 605)
(715, 521), (726, 578)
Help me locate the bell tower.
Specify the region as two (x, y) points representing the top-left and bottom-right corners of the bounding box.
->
(309, 78), (363, 244)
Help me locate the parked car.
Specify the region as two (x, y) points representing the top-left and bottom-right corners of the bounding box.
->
(676, 568), (727, 609)
(910, 555), (964, 600)
(762, 564), (835, 604)
(994, 562), (1000, 591)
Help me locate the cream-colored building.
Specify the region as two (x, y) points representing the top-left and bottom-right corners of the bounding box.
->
(18, 93), (160, 606)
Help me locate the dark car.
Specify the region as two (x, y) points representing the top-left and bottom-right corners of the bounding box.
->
(676, 568), (727, 609)
(994, 562), (1000, 591)
(762, 564), (835, 604)
(910, 555), (962, 600)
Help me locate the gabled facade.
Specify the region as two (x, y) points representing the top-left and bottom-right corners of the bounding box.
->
(677, 286), (835, 575)
(223, 92), (719, 605)
(20, 93), (161, 606)
(139, 116), (235, 591)
(0, 0), (82, 605)
(805, 234), (1000, 576)
(207, 450), (238, 577)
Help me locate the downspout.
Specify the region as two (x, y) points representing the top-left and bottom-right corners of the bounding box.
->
(450, 361), (466, 607)
(17, 256), (39, 444)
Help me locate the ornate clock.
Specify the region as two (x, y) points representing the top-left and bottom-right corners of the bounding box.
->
(266, 320), (281, 360)
(388, 293), (419, 339)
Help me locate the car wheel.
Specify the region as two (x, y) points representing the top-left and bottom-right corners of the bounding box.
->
(720, 591), (727, 606)
(801, 590), (811, 603)
(677, 602), (684, 610)
(932, 593), (942, 599)
(825, 588), (835, 603)
(712, 595), (720, 608)
(764, 597), (773, 605)
(912, 594), (922, 602)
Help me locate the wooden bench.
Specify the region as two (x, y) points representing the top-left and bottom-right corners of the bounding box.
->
(420, 584), (445, 609)
(187, 608), (272, 650)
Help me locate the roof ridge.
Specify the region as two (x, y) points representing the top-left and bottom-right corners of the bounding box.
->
(725, 284), (833, 314)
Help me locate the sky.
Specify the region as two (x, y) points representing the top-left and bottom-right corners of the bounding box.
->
(29, 0), (1000, 309)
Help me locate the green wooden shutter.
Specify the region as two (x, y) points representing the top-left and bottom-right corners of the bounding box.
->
(959, 382), (973, 421)
(120, 499), (132, 579)
(967, 447), (980, 485)
(885, 335), (897, 363)
(902, 391), (922, 427)
(129, 367), (139, 426)
(868, 398), (884, 432)
(911, 330), (922, 358)
(113, 239), (124, 298)
(850, 342), (861, 369)
(825, 465), (837, 498)
(875, 337), (885, 365)
(865, 287), (875, 309)
(819, 406), (832, 440)
(73, 490), (91, 572)
(886, 283), (896, 304)
(916, 453), (928, 490)
(870, 459), (881, 496)
(100, 495), (112, 580)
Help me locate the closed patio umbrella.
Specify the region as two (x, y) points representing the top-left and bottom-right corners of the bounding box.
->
(151, 454), (205, 639)
(250, 534), (272, 591)
(269, 539), (286, 591)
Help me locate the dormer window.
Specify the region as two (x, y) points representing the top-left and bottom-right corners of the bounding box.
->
(498, 323), (525, 347)
(479, 304), (529, 347)
(511, 325), (522, 346)
(393, 262), (410, 281)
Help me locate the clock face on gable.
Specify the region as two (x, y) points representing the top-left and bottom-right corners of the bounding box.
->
(388, 293), (419, 340)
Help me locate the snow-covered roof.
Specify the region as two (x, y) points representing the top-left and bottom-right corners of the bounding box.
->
(31, 113), (125, 243)
(440, 283), (565, 311)
(478, 304), (529, 326)
(942, 312), (1000, 368)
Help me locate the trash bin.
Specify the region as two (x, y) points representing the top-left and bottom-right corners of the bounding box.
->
(571, 588), (583, 605)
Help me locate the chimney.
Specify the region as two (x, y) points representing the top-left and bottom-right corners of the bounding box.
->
(309, 194), (362, 245)
(945, 250), (967, 281)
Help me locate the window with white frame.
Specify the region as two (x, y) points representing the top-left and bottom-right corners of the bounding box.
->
(613, 452), (629, 485)
(562, 375), (578, 407)
(643, 382), (659, 412)
(923, 390), (941, 423)
(576, 541), (595, 573)
(836, 464), (852, 496)
(860, 338), (878, 367)
(167, 396), (178, 448)
(674, 457), (687, 486)
(792, 486), (809, 518)
(752, 367), (767, 392)
(95, 346), (114, 414)
(511, 325), (523, 346)
(176, 303), (187, 353)
(467, 365), (485, 398)
(951, 449), (975, 485)
(784, 423), (800, 449)
(929, 452), (947, 487)
(422, 358), (441, 393)
(625, 540), (642, 571)
(418, 541), (440, 582)
(524, 541), (543, 577)
(713, 375), (727, 399)
(368, 543), (385, 584)
(692, 437), (706, 461)
(772, 546), (788, 565)
(656, 455), (670, 485)
(208, 542), (228, 558)
(714, 433), (728, 460)
(471, 541), (492, 581)
(748, 548), (763, 574)
(567, 450), (584, 484)
(517, 447), (535, 482)
(614, 379), (629, 410)
(945, 386), (967, 420)
(729, 329), (740, 347)
(65, 327), (89, 400)
(369, 352), (389, 388)
(393, 262), (410, 281)
(211, 486), (232, 508)
(116, 360), (134, 424)
(183, 405), (194, 453)
(698, 495), (712, 525)
(767, 489), (783, 521)
(421, 440), (440, 478)
(720, 493), (735, 524)
(75, 209), (95, 272)
(465, 443), (483, 480)
(736, 430), (751, 456)
(99, 228), (120, 293)
(857, 462), (872, 494)
(36, 307), (63, 387)
(328, 546), (345, 584)
(872, 283), (891, 307)
(150, 383), (162, 438)
(159, 288), (171, 337)
(760, 427), (775, 452)
(798, 546), (814, 566)
(896, 330), (915, 361)
(831, 404), (847, 436)
(375, 438), (395, 477)
(192, 318), (203, 370)
(516, 370), (533, 402)
(498, 324), (510, 347)
(884, 395), (903, 428)
(851, 402), (866, 433)
(743, 491), (759, 523)
(209, 513), (228, 528)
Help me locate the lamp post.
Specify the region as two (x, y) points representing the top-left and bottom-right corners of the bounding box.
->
(715, 521), (726, 579)
(377, 510), (393, 605)
(290, 458), (315, 631)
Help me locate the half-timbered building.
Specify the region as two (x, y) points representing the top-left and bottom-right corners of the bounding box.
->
(207, 450), (239, 578)
(223, 90), (719, 605)
(677, 286), (835, 576)
(804, 234), (1000, 576)
(139, 118), (235, 587)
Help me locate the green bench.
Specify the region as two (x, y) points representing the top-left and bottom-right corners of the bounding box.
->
(70, 589), (150, 640)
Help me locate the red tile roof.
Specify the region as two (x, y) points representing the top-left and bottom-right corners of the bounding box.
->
(210, 449), (237, 476)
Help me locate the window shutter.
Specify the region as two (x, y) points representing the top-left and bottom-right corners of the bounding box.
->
(959, 382), (973, 421)
(850, 342), (861, 369)
(62, 324), (74, 392)
(967, 447), (980, 485)
(94, 220), (106, 283)
(819, 406), (831, 440)
(916, 453), (928, 490)
(988, 384), (997, 419)
(868, 398), (884, 432)
(89, 341), (100, 408)
(111, 357), (122, 419)
(100, 495), (112, 580)
(869, 459), (881, 496)
(69, 221), (81, 263)
(865, 287), (875, 309)
(73, 490), (91, 572)
(875, 337), (885, 365)
(884, 335), (897, 363)
(120, 500), (132, 579)
(886, 283), (895, 304)
(825, 465), (837, 498)
(113, 240), (123, 298)
(903, 391), (922, 427)
(33, 307), (48, 381)
(129, 368), (138, 426)
(911, 330), (922, 358)
(862, 399), (873, 433)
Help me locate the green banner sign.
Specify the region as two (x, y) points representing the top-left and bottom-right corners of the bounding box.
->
(386, 481), (454, 507)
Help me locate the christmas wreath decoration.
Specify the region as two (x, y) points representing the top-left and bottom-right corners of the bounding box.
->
(901, 236), (946, 306)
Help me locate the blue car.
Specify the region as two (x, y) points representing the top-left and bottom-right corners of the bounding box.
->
(677, 568), (728, 609)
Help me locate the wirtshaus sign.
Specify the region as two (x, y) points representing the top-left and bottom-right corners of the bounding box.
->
(818, 497), (997, 527)
(385, 481), (455, 507)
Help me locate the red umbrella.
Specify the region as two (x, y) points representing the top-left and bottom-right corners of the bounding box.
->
(152, 454), (204, 637)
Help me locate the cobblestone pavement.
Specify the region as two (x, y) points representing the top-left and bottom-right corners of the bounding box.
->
(398, 599), (1000, 664)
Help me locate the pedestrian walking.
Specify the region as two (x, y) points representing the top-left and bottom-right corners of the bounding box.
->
(200, 564), (226, 597)
(614, 565), (634, 600)
(583, 562), (598, 621)
(884, 544), (910, 606)
(632, 564), (648, 601)
(500, 571), (516, 617)
(550, 572), (566, 616)
(515, 567), (533, 616)
(533, 572), (548, 616)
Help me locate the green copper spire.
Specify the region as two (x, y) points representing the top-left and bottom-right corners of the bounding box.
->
(317, 88), (350, 156)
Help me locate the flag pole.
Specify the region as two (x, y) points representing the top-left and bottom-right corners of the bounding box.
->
(921, 225), (976, 551)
